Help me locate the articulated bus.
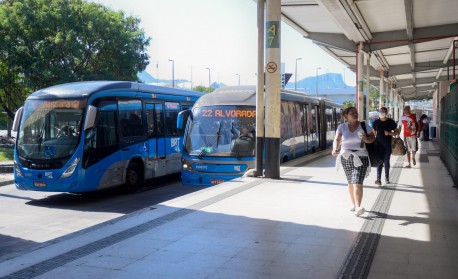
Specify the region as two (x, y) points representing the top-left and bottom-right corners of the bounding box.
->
(12, 81), (204, 193)
(178, 86), (342, 186)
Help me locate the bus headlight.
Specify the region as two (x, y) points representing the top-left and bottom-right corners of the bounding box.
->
(14, 161), (23, 177)
(183, 163), (189, 170)
(60, 157), (80, 179)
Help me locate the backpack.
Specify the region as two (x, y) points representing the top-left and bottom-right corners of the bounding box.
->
(361, 122), (383, 167)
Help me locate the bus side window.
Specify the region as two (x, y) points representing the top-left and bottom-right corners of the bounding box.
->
(165, 102), (180, 136)
(146, 103), (155, 137)
(83, 98), (118, 168)
(155, 104), (164, 137)
(118, 99), (142, 137)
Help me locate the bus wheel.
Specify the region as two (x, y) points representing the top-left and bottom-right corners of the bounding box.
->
(282, 155), (289, 163)
(312, 147), (316, 153)
(124, 162), (141, 194)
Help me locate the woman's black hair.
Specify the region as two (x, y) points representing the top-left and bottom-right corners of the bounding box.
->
(341, 106), (357, 117)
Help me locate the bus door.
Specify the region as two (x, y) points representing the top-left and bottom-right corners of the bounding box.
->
(164, 102), (181, 173)
(303, 104), (308, 154)
(315, 105), (326, 150)
(309, 105), (318, 152)
(146, 103), (166, 161)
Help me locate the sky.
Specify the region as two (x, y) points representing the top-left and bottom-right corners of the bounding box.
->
(92, 0), (356, 88)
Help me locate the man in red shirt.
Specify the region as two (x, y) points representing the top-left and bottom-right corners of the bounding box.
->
(398, 106), (419, 168)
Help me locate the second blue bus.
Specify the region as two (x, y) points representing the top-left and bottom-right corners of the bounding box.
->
(178, 86), (342, 186)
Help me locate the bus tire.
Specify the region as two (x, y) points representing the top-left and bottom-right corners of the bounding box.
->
(124, 162), (141, 194)
(282, 155), (289, 163)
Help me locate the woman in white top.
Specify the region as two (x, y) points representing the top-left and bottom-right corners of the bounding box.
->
(332, 107), (375, 216)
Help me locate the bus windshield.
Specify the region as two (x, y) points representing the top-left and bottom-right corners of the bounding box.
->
(184, 105), (256, 157)
(17, 99), (85, 160)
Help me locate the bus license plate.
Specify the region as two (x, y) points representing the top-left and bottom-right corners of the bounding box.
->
(34, 181), (46, 187)
(211, 179), (224, 185)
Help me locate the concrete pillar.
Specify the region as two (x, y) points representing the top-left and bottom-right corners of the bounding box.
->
(379, 71), (385, 108)
(357, 43), (364, 121)
(365, 53), (371, 120)
(264, 0), (281, 179)
(255, 0), (265, 177)
(389, 81), (394, 117)
(385, 78), (389, 107)
(394, 91), (399, 121)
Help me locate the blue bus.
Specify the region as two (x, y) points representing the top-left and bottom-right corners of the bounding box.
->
(12, 81), (204, 193)
(178, 86), (342, 186)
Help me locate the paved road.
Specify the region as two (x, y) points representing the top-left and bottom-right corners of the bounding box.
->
(0, 174), (201, 261)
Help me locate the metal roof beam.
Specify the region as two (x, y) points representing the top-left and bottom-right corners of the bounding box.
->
(365, 23), (458, 51)
(388, 60), (455, 76)
(309, 32), (356, 52)
(370, 76), (448, 87)
(395, 76), (448, 88)
(400, 85), (431, 95)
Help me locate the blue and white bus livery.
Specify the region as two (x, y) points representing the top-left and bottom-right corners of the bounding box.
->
(13, 81), (204, 193)
(178, 86), (342, 186)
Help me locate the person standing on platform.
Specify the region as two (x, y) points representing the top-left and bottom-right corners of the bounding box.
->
(398, 106), (419, 168)
(332, 107), (375, 216)
(372, 107), (399, 186)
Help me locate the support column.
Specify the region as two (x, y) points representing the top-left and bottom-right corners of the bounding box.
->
(255, 0), (265, 177)
(393, 92), (398, 121)
(384, 78), (389, 107)
(365, 52), (371, 120)
(379, 71), (385, 108)
(357, 42), (364, 121)
(390, 85), (395, 118)
(264, 0), (281, 179)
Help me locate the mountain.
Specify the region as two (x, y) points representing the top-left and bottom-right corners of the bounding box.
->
(137, 71), (188, 85)
(137, 71), (155, 83)
(286, 73), (354, 94)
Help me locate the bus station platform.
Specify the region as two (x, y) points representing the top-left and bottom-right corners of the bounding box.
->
(0, 140), (457, 279)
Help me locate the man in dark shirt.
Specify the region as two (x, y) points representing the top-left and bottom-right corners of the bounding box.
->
(372, 107), (399, 186)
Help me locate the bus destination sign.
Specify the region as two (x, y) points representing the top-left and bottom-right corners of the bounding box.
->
(201, 109), (256, 118)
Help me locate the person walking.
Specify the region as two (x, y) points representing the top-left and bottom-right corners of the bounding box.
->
(332, 107), (375, 216)
(398, 106), (419, 168)
(372, 107), (399, 186)
(419, 114), (430, 141)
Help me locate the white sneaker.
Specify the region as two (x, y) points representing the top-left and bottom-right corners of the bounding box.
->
(350, 204), (355, 212)
(355, 207), (365, 216)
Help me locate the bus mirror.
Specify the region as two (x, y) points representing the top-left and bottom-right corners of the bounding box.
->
(12, 106), (23, 132)
(177, 110), (191, 130)
(84, 105), (97, 130)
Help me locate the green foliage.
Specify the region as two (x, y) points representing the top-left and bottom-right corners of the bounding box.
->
(342, 100), (355, 109)
(0, 0), (151, 113)
(0, 114), (6, 129)
(193, 86), (215, 93)
(0, 147), (14, 161)
(344, 81), (379, 111)
(370, 85), (380, 111)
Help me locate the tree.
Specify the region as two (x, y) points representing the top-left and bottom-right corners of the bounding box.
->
(0, 0), (150, 116)
(369, 85), (380, 111)
(193, 86), (215, 93)
(342, 100), (355, 109)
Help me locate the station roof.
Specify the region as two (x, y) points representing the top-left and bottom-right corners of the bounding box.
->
(278, 0), (458, 100)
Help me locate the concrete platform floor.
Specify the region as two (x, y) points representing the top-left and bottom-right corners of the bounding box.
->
(0, 140), (457, 279)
